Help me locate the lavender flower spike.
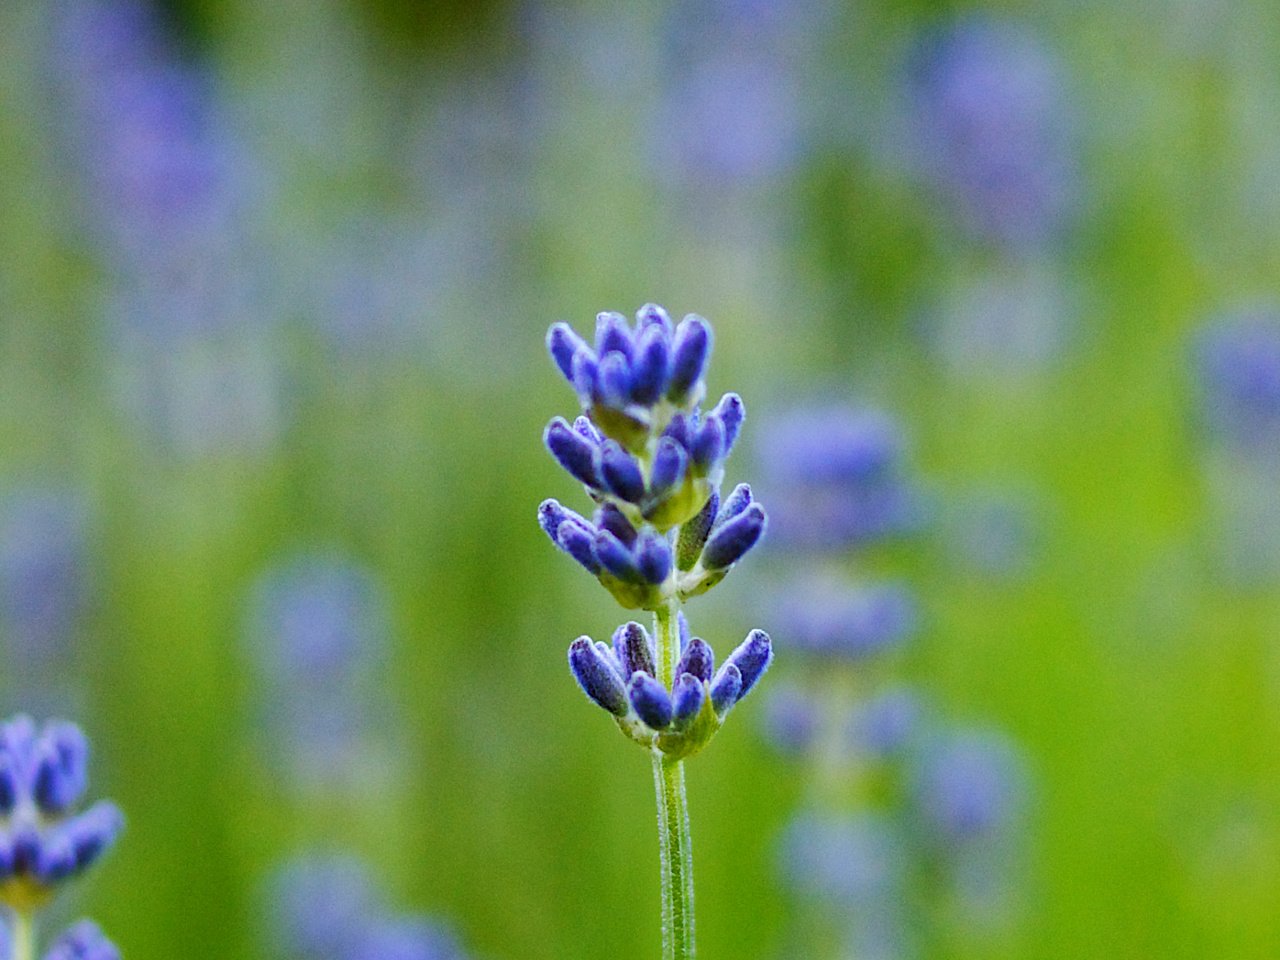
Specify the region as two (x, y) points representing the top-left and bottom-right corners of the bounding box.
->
(540, 305), (773, 960)
(42, 920), (121, 960)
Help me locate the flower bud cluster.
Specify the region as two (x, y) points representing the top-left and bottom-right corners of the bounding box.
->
(568, 619), (772, 760)
(540, 305), (772, 756)
(0, 716), (123, 912)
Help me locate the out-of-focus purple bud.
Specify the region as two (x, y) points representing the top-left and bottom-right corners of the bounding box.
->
(703, 503), (767, 570)
(43, 920), (121, 960)
(33, 722), (89, 814)
(598, 441), (646, 503)
(556, 522), (601, 574)
(763, 683), (819, 755)
(597, 351), (633, 408)
(709, 663), (742, 714)
(595, 311), (634, 360)
(849, 687), (925, 759)
(351, 916), (464, 960)
(912, 729), (1026, 844)
(671, 673), (705, 729)
(545, 417), (600, 488)
(547, 322), (591, 383)
(271, 854), (380, 959)
(636, 303), (674, 335)
(675, 636), (714, 683)
(650, 438), (689, 498)
(668, 315), (713, 403)
(613, 621), (656, 678)
(635, 531), (673, 584)
(691, 416), (726, 469)
(677, 490), (719, 570)
(0, 755), (19, 814)
(568, 638), (629, 716)
(628, 673), (674, 730)
(710, 393), (745, 454)
(631, 323), (671, 405)
(1195, 312), (1280, 454)
(594, 502), (638, 546)
(779, 579), (916, 659)
(723, 629), (772, 700)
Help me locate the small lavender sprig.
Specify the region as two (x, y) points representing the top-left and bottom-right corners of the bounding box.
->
(0, 716), (124, 960)
(539, 305), (772, 960)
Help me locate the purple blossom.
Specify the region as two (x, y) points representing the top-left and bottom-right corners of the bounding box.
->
(911, 728), (1027, 845)
(1195, 310), (1280, 455)
(907, 16), (1080, 250)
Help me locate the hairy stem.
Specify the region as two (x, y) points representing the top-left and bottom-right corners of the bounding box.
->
(653, 602), (695, 959)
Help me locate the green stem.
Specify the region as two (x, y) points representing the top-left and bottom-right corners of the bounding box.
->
(653, 603), (695, 960)
(11, 910), (35, 960)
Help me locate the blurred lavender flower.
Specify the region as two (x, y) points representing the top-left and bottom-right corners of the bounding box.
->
(847, 686), (927, 761)
(657, 0), (834, 188)
(911, 728), (1027, 846)
(906, 16), (1080, 251)
(1195, 310), (1280, 455)
(943, 487), (1045, 581)
(757, 406), (920, 550)
(50, 0), (282, 458)
(0, 488), (91, 711)
(41, 920), (121, 960)
(761, 682), (821, 756)
(270, 854), (464, 960)
(0, 716), (123, 914)
(245, 553), (398, 792)
(776, 577), (917, 661)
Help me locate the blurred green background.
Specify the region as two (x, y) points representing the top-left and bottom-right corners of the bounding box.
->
(2, 0), (1280, 958)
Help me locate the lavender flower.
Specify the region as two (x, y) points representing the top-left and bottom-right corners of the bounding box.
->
(780, 811), (907, 909)
(906, 16), (1079, 250)
(540, 305), (772, 959)
(0, 488), (91, 708)
(0, 716), (122, 911)
(911, 728), (1027, 845)
(777, 577), (917, 661)
(41, 921), (120, 960)
(270, 854), (465, 960)
(758, 407), (919, 550)
(846, 686), (926, 761)
(245, 553), (397, 791)
(1195, 310), (1280, 456)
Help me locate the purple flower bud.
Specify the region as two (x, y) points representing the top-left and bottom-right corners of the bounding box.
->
(912, 729), (1026, 843)
(668, 315), (713, 403)
(547, 322), (591, 383)
(556, 521), (601, 574)
(628, 673), (674, 729)
(571, 351), (601, 404)
(33, 722), (89, 814)
(66, 801), (124, 872)
(635, 531), (673, 585)
(545, 417), (600, 488)
(850, 687), (925, 759)
(613, 621), (656, 678)
(598, 441), (645, 503)
(595, 311), (634, 360)
(0, 754), (18, 814)
(716, 483), (753, 525)
(691, 415), (726, 469)
(650, 438), (689, 498)
(671, 673), (705, 728)
(594, 502), (638, 546)
(675, 636), (715, 683)
(710, 393), (745, 454)
(723, 629), (772, 700)
(636, 302), (674, 335)
(663, 411), (691, 450)
(597, 350), (633, 408)
(572, 415), (603, 443)
(593, 530), (642, 582)
(709, 663), (742, 714)
(43, 921), (121, 960)
(568, 638), (629, 716)
(351, 917), (464, 960)
(631, 323), (671, 405)
(762, 683), (819, 754)
(703, 503), (767, 570)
